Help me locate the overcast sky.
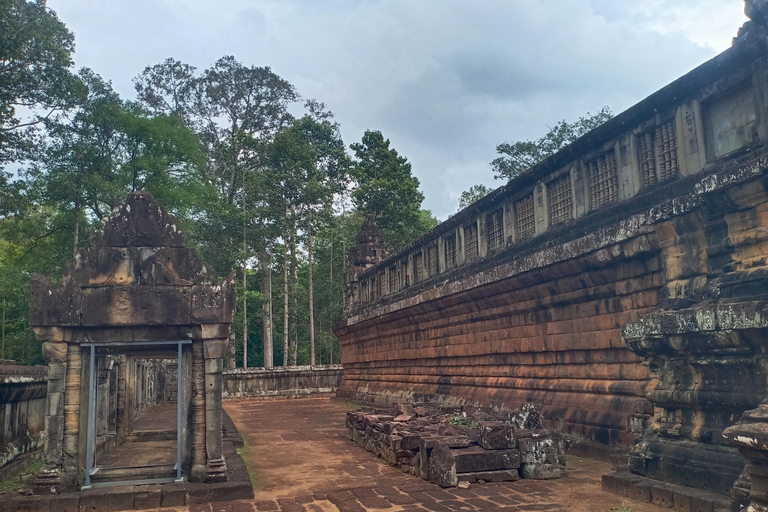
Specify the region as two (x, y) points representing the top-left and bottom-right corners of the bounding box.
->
(47, 0), (747, 221)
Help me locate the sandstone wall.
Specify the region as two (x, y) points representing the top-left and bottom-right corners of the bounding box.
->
(0, 364), (47, 479)
(336, 33), (768, 471)
(223, 365), (343, 399)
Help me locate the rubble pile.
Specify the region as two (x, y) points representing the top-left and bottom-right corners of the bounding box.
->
(346, 402), (567, 488)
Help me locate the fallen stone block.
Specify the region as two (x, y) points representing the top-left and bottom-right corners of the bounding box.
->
(457, 469), (521, 483)
(452, 445), (520, 473)
(428, 443), (458, 488)
(477, 421), (517, 450)
(520, 462), (566, 480)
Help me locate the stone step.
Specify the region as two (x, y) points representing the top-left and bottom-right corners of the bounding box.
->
(602, 471), (731, 512)
(125, 430), (176, 442)
(91, 464), (176, 483)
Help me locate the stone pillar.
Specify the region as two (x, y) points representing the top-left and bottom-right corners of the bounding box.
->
(724, 399), (768, 512)
(96, 357), (110, 455)
(33, 337), (67, 495)
(116, 355), (129, 442)
(191, 340), (206, 482)
(204, 337), (228, 482)
(61, 343), (82, 491)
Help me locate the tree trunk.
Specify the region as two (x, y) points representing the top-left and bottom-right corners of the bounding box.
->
(72, 213), (80, 259)
(2, 299), (5, 360)
(308, 214), (315, 366)
(290, 215), (298, 366)
(283, 242), (289, 367)
(261, 252), (273, 368)
(243, 224), (248, 369)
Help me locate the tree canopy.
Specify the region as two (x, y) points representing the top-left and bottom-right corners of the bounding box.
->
(491, 107), (613, 182)
(350, 130), (435, 250)
(0, 0), (80, 167)
(458, 184), (493, 211)
(0, 7), (440, 367)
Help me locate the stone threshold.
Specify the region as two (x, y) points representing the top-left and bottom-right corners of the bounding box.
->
(0, 411), (253, 512)
(602, 471), (731, 512)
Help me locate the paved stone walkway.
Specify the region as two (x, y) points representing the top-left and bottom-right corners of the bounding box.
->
(144, 397), (666, 512)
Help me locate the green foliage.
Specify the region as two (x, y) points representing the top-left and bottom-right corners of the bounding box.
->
(0, 454), (43, 492)
(350, 130), (433, 250)
(0, 0), (81, 167)
(448, 415), (479, 433)
(491, 107), (613, 182)
(0, 11), (444, 370)
(458, 184), (493, 211)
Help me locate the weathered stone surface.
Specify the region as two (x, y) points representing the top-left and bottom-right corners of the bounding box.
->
(452, 445), (521, 473)
(427, 443), (457, 488)
(336, 13), (768, 502)
(521, 462), (565, 480)
(27, 191), (235, 495)
(477, 421), (517, 450)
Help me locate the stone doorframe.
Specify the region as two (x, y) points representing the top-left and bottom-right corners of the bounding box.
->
(29, 192), (235, 494)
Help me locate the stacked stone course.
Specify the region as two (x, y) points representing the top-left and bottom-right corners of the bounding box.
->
(346, 402), (566, 488)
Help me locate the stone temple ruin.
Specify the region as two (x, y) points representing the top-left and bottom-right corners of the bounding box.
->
(28, 191), (235, 493)
(336, 2), (768, 510)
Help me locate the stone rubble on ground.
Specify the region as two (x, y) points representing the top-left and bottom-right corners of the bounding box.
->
(346, 402), (567, 488)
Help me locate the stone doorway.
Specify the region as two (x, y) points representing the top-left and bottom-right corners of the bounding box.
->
(29, 192), (234, 494)
(81, 341), (192, 488)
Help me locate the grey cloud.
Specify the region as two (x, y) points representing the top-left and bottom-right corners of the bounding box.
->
(48, 0), (745, 219)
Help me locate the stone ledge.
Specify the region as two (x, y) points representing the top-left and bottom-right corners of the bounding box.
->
(0, 411), (253, 511)
(602, 471), (731, 512)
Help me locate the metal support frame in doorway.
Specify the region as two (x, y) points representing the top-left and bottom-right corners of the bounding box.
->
(81, 340), (191, 490)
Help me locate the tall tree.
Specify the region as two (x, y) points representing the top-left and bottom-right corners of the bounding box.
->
(0, 0), (80, 167)
(491, 107), (613, 182)
(350, 130), (435, 250)
(33, 68), (208, 256)
(263, 114), (349, 365)
(135, 56), (301, 368)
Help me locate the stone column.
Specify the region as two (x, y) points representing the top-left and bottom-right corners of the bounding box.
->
(116, 355), (129, 442)
(204, 336), (228, 482)
(61, 343), (82, 491)
(96, 357), (110, 455)
(724, 399), (768, 512)
(33, 335), (67, 495)
(191, 340), (206, 482)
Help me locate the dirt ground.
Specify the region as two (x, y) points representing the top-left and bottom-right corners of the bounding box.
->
(145, 396), (667, 512)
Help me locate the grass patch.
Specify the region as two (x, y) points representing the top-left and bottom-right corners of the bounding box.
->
(333, 398), (363, 410)
(0, 456), (44, 494)
(235, 438), (259, 489)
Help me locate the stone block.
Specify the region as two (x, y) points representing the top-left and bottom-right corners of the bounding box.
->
(134, 487), (162, 509)
(49, 494), (80, 512)
(673, 489), (692, 512)
(520, 462), (564, 480)
(42, 341), (67, 361)
(477, 421), (517, 450)
(3, 497), (48, 512)
(204, 337), (229, 358)
(185, 482), (212, 504)
(458, 469), (520, 483)
(210, 480), (254, 502)
(651, 484), (675, 508)
(625, 481), (652, 503)
(452, 445), (520, 473)
(79, 490), (108, 512)
(428, 443), (457, 488)
(104, 486), (136, 511)
(161, 485), (186, 507)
